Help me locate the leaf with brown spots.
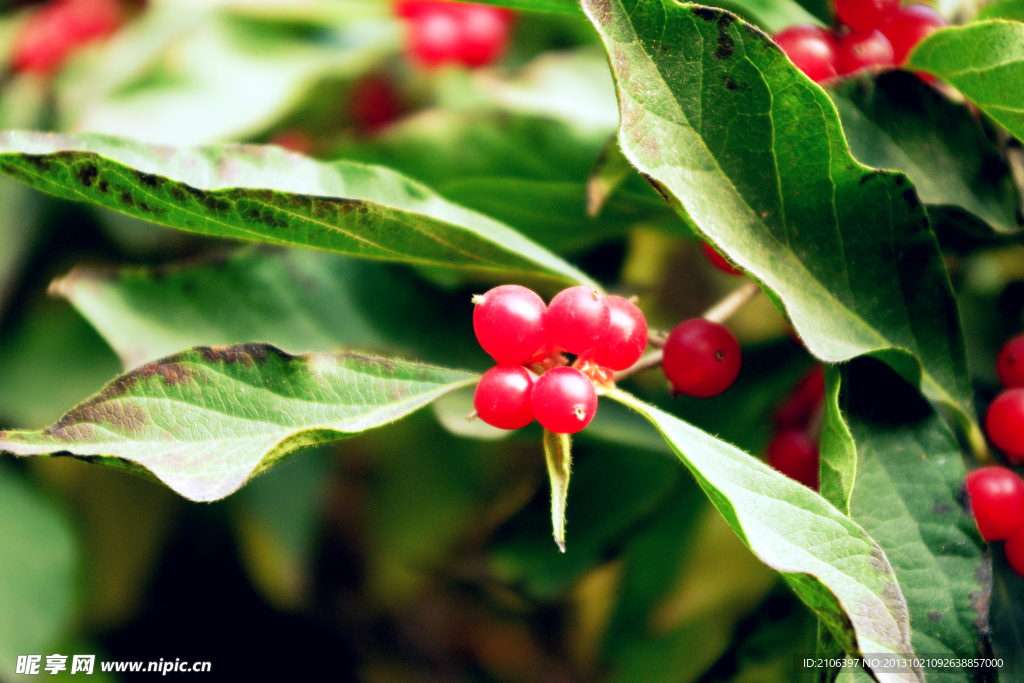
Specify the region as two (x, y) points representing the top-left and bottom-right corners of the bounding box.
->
(0, 344), (477, 501)
(0, 132), (597, 289)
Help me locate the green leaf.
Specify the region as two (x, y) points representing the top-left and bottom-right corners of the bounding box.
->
(907, 21), (1024, 142)
(57, 5), (400, 146)
(990, 548), (1024, 682)
(977, 0), (1024, 22)
(582, 0), (972, 428)
(0, 344), (478, 501)
(543, 428), (572, 552)
(834, 359), (989, 678)
(50, 247), (489, 372)
(0, 131), (596, 288)
(829, 72), (1022, 235)
(0, 467), (77, 681)
(607, 390), (916, 670)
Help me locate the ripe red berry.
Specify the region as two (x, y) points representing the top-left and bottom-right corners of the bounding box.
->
(701, 241), (744, 276)
(771, 25), (839, 83)
(453, 3), (511, 67)
(531, 366), (598, 434)
(986, 389), (1024, 464)
(773, 366), (826, 431)
(350, 75), (402, 134)
(473, 285), (547, 365)
(837, 29), (896, 75)
(593, 296), (648, 371)
(834, 0), (900, 31)
(546, 287), (611, 355)
(13, 0), (122, 75)
(965, 466), (1024, 541)
(997, 334), (1024, 389)
(408, 9), (462, 67)
(474, 365), (536, 430)
(879, 4), (948, 65)
(398, 0), (512, 68)
(767, 430), (820, 491)
(662, 319), (742, 398)
(1006, 527), (1024, 577)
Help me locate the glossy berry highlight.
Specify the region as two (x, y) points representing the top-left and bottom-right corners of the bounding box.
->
(474, 365), (536, 430)
(965, 466), (1024, 541)
(473, 285), (547, 365)
(767, 430), (820, 491)
(879, 4), (948, 65)
(531, 366), (598, 434)
(546, 286), (611, 355)
(662, 319), (742, 398)
(833, 0), (900, 31)
(837, 29), (895, 76)
(997, 334), (1024, 389)
(771, 25), (839, 83)
(593, 296), (648, 371)
(986, 389), (1024, 464)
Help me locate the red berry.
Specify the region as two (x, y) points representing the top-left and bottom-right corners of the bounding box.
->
(767, 430), (820, 491)
(398, 0), (512, 68)
(879, 4), (948, 65)
(662, 319), (742, 398)
(986, 389), (1024, 464)
(454, 4), (511, 67)
(271, 131), (313, 155)
(965, 466), (1024, 541)
(593, 296), (648, 371)
(701, 241), (744, 276)
(773, 366), (826, 431)
(1006, 527), (1024, 577)
(771, 25), (839, 83)
(834, 0), (900, 31)
(13, 0), (122, 75)
(350, 75), (402, 134)
(997, 334), (1024, 389)
(546, 287), (611, 355)
(473, 285), (547, 365)
(531, 366), (598, 434)
(837, 29), (896, 75)
(408, 9), (462, 67)
(474, 365), (536, 430)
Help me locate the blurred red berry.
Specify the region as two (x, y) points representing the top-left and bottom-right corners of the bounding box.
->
(879, 4), (948, 65)
(767, 430), (820, 491)
(772, 25), (839, 83)
(350, 75), (402, 134)
(997, 334), (1024, 389)
(773, 366), (826, 431)
(13, 0), (122, 75)
(397, 0), (513, 69)
(986, 389), (1024, 464)
(834, 0), (900, 32)
(837, 29), (895, 76)
(701, 241), (744, 275)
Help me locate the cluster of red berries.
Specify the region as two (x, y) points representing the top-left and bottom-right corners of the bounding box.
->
(12, 0), (122, 75)
(395, 1), (514, 69)
(985, 334), (1024, 464)
(966, 466), (1024, 576)
(771, 0), (948, 83)
(766, 366), (825, 491)
(472, 285), (648, 434)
